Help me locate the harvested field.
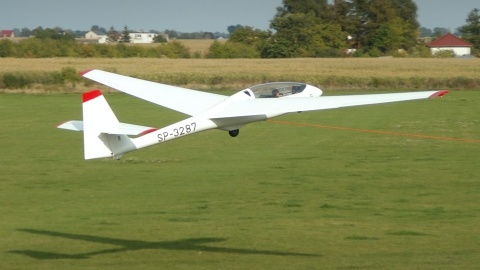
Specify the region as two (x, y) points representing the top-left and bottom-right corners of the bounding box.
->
(1, 58), (479, 92)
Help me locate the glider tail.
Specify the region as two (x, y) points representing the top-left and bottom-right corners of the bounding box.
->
(82, 90), (135, 160)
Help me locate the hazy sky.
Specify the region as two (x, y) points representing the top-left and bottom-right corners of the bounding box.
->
(0, 0), (478, 33)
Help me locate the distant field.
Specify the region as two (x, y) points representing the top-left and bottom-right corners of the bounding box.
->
(175, 39), (219, 55)
(124, 39), (216, 56)
(0, 90), (479, 269)
(1, 58), (480, 92)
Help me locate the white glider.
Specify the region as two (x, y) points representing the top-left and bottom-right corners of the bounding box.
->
(58, 69), (448, 160)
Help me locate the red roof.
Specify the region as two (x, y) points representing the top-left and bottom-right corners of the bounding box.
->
(428, 33), (472, 48)
(0, 30), (14, 37)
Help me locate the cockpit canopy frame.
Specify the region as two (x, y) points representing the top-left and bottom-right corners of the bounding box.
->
(248, 82), (307, 98)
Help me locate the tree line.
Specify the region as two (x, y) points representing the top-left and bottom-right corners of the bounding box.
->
(1, 1), (479, 58)
(212, 0), (480, 58)
(10, 25), (227, 40)
(0, 38), (192, 58)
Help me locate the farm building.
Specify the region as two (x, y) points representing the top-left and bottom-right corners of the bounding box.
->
(84, 31), (107, 43)
(84, 31), (168, 43)
(128, 32), (157, 43)
(128, 32), (168, 43)
(428, 33), (473, 56)
(0, 30), (15, 38)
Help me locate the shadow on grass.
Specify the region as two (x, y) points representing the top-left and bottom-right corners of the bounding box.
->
(9, 229), (319, 259)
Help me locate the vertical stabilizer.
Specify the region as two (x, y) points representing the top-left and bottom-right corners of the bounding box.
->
(82, 90), (134, 159)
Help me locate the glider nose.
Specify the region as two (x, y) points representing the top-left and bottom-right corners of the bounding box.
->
(306, 85), (323, 97)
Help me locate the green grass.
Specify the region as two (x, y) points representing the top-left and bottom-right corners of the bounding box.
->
(1, 90), (480, 269)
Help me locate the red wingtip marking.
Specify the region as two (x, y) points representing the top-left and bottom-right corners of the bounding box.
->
(79, 69), (93, 76)
(429, 90), (449, 98)
(138, 128), (158, 137)
(83, 90), (102, 103)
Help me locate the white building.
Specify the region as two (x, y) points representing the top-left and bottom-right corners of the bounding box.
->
(128, 32), (157, 43)
(427, 33), (473, 56)
(84, 31), (107, 43)
(85, 30), (168, 44)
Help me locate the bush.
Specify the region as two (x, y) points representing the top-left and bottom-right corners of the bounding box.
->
(1, 73), (32, 88)
(311, 47), (344, 57)
(0, 39), (16, 57)
(433, 50), (455, 58)
(207, 41), (259, 58)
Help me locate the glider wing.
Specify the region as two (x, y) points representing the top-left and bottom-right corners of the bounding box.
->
(211, 90), (448, 118)
(81, 69), (227, 116)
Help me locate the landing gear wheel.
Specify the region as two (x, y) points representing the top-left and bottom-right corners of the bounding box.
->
(228, 129), (240, 137)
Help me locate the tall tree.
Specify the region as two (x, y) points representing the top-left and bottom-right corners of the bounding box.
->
(264, 12), (346, 57)
(433, 27), (449, 37)
(419, 27), (433, 37)
(229, 26), (270, 46)
(276, 0), (331, 20)
(20, 28), (31, 37)
(334, 0), (419, 53)
(227, 24), (243, 34)
(91, 25), (100, 33)
(107, 26), (119, 43)
(164, 29), (178, 39)
(458, 8), (480, 51)
(120, 26), (131, 43)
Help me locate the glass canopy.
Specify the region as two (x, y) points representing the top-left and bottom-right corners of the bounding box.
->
(249, 82), (307, 98)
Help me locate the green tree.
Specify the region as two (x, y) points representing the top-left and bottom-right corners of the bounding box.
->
(120, 26), (131, 43)
(20, 28), (31, 37)
(276, 0), (332, 20)
(90, 25), (101, 33)
(373, 17), (411, 54)
(229, 26), (270, 50)
(419, 27), (433, 37)
(164, 29), (178, 39)
(332, 0), (419, 54)
(0, 39), (16, 57)
(32, 27), (75, 41)
(153, 34), (168, 43)
(107, 26), (119, 43)
(265, 11), (346, 58)
(157, 41), (191, 58)
(227, 24), (243, 35)
(433, 27), (449, 37)
(458, 8), (480, 51)
(207, 40), (259, 58)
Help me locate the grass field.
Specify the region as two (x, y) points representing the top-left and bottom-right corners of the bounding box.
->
(1, 58), (480, 92)
(1, 88), (479, 269)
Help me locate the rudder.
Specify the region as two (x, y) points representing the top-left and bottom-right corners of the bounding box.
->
(82, 90), (134, 159)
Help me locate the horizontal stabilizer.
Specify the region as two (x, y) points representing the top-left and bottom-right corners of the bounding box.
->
(57, 120), (83, 131)
(57, 120), (157, 136)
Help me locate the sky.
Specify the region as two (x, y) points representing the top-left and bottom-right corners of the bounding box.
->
(0, 0), (478, 33)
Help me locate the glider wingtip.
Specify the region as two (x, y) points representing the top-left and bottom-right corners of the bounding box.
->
(429, 90), (449, 98)
(56, 121), (67, 128)
(79, 69), (94, 76)
(82, 89), (102, 103)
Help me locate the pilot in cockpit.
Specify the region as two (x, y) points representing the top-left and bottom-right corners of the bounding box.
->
(272, 88), (282, 97)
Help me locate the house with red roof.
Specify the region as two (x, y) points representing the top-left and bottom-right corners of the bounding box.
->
(0, 30), (15, 38)
(427, 33), (472, 56)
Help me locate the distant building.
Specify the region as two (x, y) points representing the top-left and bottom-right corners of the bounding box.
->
(0, 30), (15, 38)
(128, 32), (157, 43)
(428, 33), (473, 56)
(128, 32), (169, 43)
(84, 31), (108, 43)
(84, 30), (168, 44)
